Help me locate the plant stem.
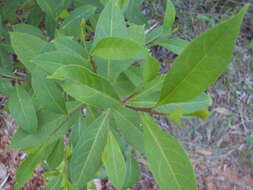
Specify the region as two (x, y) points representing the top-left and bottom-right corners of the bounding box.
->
(0, 74), (27, 82)
(122, 88), (144, 103)
(89, 56), (97, 73)
(125, 104), (167, 117)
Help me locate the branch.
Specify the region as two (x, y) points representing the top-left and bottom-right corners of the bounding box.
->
(125, 104), (167, 117)
(0, 74), (28, 82)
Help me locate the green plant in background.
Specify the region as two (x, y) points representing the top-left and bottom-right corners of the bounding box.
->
(0, 0), (249, 189)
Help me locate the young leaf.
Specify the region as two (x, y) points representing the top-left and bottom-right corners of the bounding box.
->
(31, 50), (89, 74)
(49, 65), (120, 108)
(142, 114), (197, 190)
(46, 138), (64, 169)
(113, 107), (144, 153)
(10, 32), (47, 71)
(122, 150), (140, 190)
(93, 37), (146, 60)
(159, 5), (249, 105)
(156, 38), (189, 55)
(32, 69), (67, 114)
(8, 86), (38, 133)
(163, 0), (176, 32)
(103, 132), (127, 189)
(93, 0), (128, 45)
(14, 144), (47, 190)
(69, 110), (110, 189)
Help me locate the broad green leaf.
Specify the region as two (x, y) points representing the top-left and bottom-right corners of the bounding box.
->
(123, 0), (147, 25)
(159, 5), (249, 105)
(93, 37), (146, 60)
(46, 139), (64, 169)
(75, 0), (103, 8)
(13, 24), (44, 40)
(53, 36), (88, 58)
(113, 73), (136, 97)
(27, 7), (44, 26)
(93, 0), (128, 45)
(143, 56), (160, 82)
(157, 93), (212, 114)
(103, 132), (127, 189)
(32, 69), (67, 114)
(124, 65), (144, 86)
(49, 65), (120, 108)
(128, 24), (145, 45)
(122, 150), (140, 189)
(14, 144), (47, 190)
(156, 38), (189, 55)
(36, 0), (57, 18)
(113, 107), (144, 153)
(45, 15), (57, 38)
(8, 86), (38, 133)
(60, 5), (96, 38)
(31, 50), (89, 74)
(10, 32), (47, 71)
(163, 0), (176, 32)
(95, 57), (133, 81)
(142, 114), (197, 190)
(9, 107), (78, 150)
(93, 0), (131, 80)
(69, 111), (110, 189)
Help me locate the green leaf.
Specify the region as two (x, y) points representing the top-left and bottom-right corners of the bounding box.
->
(31, 50), (89, 74)
(123, 0), (147, 25)
(163, 0), (176, 32)
(93, 0), (128, 45)
(32, 69), (67, 114)
(43, 176), (63, 190)
(159, 5), (249, 105)
(93, 37), (146, 60)
(49, 65), (120, 108)
(70, 112), (86, 148)
(142, 114), (197, 190)
(60, 5), (96, 38)
(53, 36), (88, 58)
(143, 55), (160, 82)
(13, 24), (44, 40)
(103, 132), (127, 189)
(69, 111), (110, 189)
(95, 57), (133, 81)
(36, 0), (57, 18)
(156, 93), (212, 114)
(9, 107), (78, 150)
(156, 38), (189, 55)
(46, 138), (64, 169)
(122, 150), (140, 189)
(8, 85), (38, 133)
(27, 7), (44, 26)
(10, 32), (47, 72)
(127, 24), (146, 45)
(14, 144), (47, 190)
(113, 107), (144, 153)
